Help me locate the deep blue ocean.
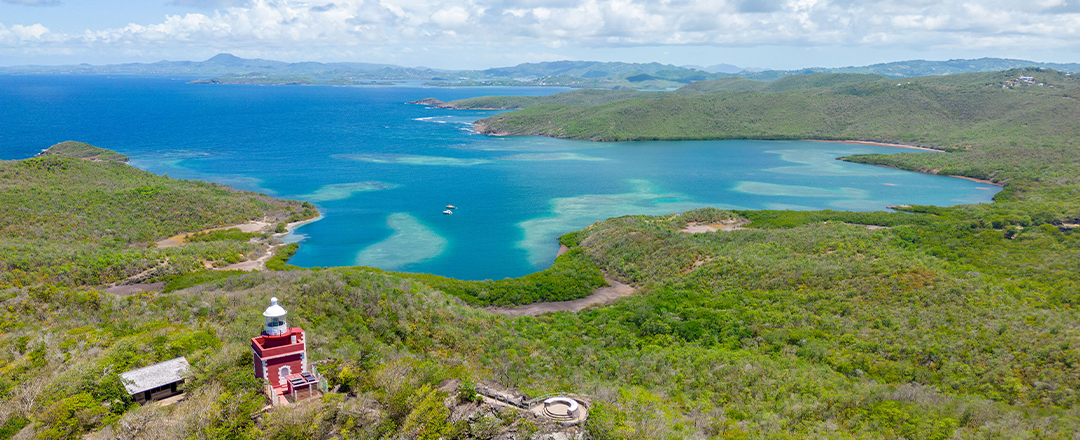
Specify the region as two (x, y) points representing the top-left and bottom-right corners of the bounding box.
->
(0, 75), (1000, 280)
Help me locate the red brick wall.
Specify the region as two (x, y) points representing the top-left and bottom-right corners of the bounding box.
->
(265, 353), (303, 387)
(254, 351), (263, 379)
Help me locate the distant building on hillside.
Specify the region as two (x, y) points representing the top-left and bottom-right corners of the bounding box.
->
(120, 357), (190, 404)
(251, 297), (324, 405)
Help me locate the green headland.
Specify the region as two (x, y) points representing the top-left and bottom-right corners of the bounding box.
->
(2, 65), (1080, 439)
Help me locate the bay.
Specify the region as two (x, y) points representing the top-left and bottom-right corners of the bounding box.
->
(0, 75), (999, 280)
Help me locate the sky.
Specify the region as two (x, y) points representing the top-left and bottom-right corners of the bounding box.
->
(1, 0), (1078, 70)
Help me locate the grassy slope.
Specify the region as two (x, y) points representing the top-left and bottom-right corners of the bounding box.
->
(441, 88), (655, 110)
(4, 202), (1079, 439)
(0, 149), (316, 286)
(401, 247), (607, 306)
(475, 69), (1080, 148)
(6, 71), (1080, 438)
(39, 141), (129, 162)
(441, 73), (885, 110)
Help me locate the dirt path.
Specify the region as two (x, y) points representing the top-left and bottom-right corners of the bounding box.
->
(104, 282), (165, 294)
(680, 221), (749, 234)
(486, 275), (636, 317)
(156, 221), (271, 248)
(215, 244), (279, 271)
(556, 244), (569, 257)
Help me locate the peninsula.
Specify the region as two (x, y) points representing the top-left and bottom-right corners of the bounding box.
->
(3, 66), (1080, 438)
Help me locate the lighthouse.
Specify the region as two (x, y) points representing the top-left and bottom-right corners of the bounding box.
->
(251, 297), (320, 404)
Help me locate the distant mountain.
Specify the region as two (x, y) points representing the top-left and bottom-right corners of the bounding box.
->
(0, 54), (727, 88)
(741, 58), (1080, 80)
(4, 54), (1077, 88)
(472, 60), (698, 79)
(0, 53), (410, 76)
(703, 63), (746, 74)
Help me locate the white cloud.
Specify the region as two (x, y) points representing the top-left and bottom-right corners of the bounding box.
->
(10, 23), (49, 40)
(169, 0), (251, 7)
(2, 0), (1080, 61)
(430, 5), (470, 27)
(2, 0), (61, 6)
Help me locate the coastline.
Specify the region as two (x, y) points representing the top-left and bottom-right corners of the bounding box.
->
(277, 214), (323, 237)
(841, 161), (1004, 187)
(155, 220), (271, 248)
(154, 214), (323, 249)
(818, 140), (1006, 186)
(805, 139), (943, 152)
(944, 175), (1003, 186)
(467, 125), (1000, 188)
(466, 124), (950, 152)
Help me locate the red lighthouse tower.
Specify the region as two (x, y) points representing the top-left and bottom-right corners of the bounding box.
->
(251, 297), (318, 403)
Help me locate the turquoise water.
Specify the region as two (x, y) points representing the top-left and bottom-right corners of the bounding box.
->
(0, 75), (999, 280)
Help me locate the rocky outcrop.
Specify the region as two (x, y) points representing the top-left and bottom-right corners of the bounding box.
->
(406, 97), (451, 107)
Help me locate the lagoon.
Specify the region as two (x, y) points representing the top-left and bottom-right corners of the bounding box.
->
(0, 75), (999, 280)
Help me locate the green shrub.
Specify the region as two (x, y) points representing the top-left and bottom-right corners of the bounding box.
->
(265, 243), (299, 271)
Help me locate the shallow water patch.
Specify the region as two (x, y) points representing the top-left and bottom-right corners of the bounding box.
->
(734, 181), (869, 199)
(355, 213), (448, 270)
(295, 181), (400, 202)
(516, 180), (728, 267)
(334, 153), (492, 166)
(497, 153), (608, 162)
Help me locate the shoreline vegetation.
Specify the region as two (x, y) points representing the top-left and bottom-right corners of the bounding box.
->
(802, 139), (944, 152)
(4, 66), (1080, 438)
(0, 141), (319, 288)
(442, 69), (1080, 151)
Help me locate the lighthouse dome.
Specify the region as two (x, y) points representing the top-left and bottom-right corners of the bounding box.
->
(263, 297), (287, 318)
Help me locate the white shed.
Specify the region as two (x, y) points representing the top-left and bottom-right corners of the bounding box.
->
(120, 357), (190, 404)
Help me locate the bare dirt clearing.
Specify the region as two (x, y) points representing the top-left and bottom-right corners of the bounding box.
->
(487, 275), (635, 317)
(155, 221), (270, 248)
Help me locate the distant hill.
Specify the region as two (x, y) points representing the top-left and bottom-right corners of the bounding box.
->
(4, 54), (1077, 89)
(741, 58), (1080, 80)
(435, 72), (890, 110)
(473, 68), (1080, 148)
(0, 53), (410, 76)
(677, 73), (888, 94)
(473, 60), (697, 79)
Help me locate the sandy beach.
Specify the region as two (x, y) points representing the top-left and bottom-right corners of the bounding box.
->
(805, 139), (944, 152)
(155, 215), (320, 249)
(947, 175), (1003, 186)
(276, 215), (323, 237)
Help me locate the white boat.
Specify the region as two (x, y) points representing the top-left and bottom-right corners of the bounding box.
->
(442, 210), (453, 215)
(445, 205), (457, 209)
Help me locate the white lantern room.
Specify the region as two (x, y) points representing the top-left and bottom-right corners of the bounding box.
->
(263, 297), (288, 336)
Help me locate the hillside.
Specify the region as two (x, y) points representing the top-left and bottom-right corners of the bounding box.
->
(742, 57), (1080, 81)
(411, 88), (656, 110)
(3, 151), (1080, 438)
(472, 69), (1080, 148)
(9, 54), (1078, 91)
(4, 87), (1080, 438)
(37, 141), (129, 163)
(432, 73), (890, 110)
(0, 143), (316, 286)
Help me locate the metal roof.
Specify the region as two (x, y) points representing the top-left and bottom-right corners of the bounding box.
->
(120, 357), (190, 395)
(263, 297), (287, 318)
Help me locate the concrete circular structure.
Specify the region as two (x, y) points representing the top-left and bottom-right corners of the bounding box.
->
(530, 396), (588, 425)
